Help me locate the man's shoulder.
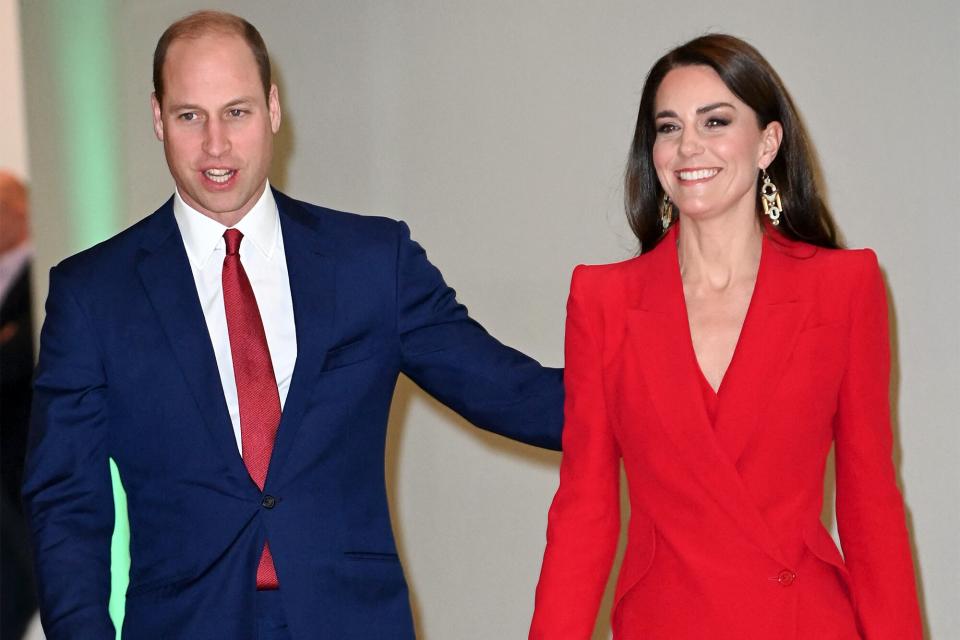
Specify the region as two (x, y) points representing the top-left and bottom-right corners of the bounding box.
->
(275, 191), (406, 247)
(54, 199), (174, 280)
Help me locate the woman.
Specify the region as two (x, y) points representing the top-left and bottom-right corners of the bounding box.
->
(530, 34), (921, 639)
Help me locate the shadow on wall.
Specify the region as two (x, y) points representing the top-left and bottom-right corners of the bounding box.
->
(882, 271), (931, 639)
(268, 65), (293, 193)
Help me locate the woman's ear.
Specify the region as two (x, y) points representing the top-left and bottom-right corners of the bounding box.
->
(758, 121), (783, 169)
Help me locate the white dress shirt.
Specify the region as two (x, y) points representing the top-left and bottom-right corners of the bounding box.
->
(173, 183), (297, 452)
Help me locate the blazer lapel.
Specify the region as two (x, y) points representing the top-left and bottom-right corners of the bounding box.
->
(712, 231), (814, 467)
(136, 201), (250, 482)
(263, 192), (336, 487)
(627, 229), (715, 471)
(625, 226), (786, 564)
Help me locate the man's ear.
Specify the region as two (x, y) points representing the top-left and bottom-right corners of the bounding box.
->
(758, 120), (783, 169)
(151, 93), (164, 141)
(268, 84), (281, 134)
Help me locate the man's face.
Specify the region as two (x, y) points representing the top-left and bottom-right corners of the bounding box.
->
(151, 33), (280, 226)
(0, 173), (29, 253)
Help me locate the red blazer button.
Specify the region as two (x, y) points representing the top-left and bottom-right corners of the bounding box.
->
(777, 569), (796, 586)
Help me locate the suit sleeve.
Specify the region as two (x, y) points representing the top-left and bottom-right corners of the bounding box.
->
(21, 266), (116, 639)
(833, 250), (922, 640)
(529, 266), (620, 639)
(395, 221), (564, 450)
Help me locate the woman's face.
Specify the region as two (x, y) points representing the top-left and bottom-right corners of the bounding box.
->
(652, 65), (781, 223)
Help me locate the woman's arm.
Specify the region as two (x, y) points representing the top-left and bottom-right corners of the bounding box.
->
(833, 249), (923, 639)
(530, 265), (621, 639)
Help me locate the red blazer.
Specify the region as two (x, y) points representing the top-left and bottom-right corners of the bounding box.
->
(530, 225), (922, 639)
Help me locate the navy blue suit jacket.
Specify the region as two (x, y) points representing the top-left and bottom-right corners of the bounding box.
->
(23, 190), (563, 639)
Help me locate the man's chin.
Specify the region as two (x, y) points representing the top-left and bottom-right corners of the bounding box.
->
(177, 179), (265, 224)
(185, 193), (248, 222)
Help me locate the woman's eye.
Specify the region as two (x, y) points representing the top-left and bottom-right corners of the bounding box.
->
(657, 122), (679, 134)
(705, 117), (730, 128)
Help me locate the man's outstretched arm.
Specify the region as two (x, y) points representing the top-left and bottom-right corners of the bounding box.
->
(395, 221), (564, 450)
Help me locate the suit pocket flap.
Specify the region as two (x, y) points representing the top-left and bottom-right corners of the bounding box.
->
(803, 521), (851, 582)
(322, 340), (381, 371)
(344, 551), (400, 562)
(613, 519), (657, 612)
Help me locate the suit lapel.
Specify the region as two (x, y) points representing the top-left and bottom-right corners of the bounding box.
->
(263, 192), (336, 486)
(627, 229), (716, 472)
(625, 226), (787, 564)
(136, 201), (250, 482)
(712, 231), (812, 466)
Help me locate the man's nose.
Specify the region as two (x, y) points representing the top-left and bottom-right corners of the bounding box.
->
(202, 120), (230, 157)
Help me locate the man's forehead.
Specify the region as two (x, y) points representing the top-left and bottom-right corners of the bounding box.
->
(161, 32), (262, 100)
(167, 29), (247, 51)
(163, 32), (257, 77)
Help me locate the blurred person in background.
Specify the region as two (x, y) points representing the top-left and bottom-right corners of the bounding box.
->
(0, 170), (38, 640)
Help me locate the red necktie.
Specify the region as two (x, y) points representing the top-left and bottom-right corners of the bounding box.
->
(222, 228), (281, 589)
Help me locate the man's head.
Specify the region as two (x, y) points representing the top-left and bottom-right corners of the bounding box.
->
(152, 11), (271, 111)
(150, 12), (281, 226)
(0, 171), (30, 254)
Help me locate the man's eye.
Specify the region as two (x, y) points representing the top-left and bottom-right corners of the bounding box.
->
(178, 112), (198, 122)
(228, 109), (247, 118)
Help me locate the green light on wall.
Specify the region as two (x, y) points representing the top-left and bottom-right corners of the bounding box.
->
(108, 458), (130, 633)
(51, 0), (121, 252)
(50, 1), (129, 635)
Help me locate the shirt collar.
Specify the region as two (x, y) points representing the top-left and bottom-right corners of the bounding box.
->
(173, 181), (280, 270)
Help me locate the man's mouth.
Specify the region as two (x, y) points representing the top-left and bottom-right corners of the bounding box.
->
(203, 169), (236, 184)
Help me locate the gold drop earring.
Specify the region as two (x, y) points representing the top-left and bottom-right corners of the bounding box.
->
(760, 169), (782, 226)
(659, 193), (674, 230)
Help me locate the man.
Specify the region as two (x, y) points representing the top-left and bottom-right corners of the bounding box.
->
(23, 11), (562, 640)
(0, 171), (38, 639)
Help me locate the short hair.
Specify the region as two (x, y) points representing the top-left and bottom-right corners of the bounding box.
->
(153, 10), (271, 106)
(625, 33), (840, 252)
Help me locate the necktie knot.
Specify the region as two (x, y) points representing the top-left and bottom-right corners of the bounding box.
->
(224, 228), (243, 256)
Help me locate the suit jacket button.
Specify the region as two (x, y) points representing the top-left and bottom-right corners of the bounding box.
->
(261, 495), (277, 509)
(777, 569), (796, 586)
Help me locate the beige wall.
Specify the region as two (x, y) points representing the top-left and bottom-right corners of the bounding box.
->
(21, 1), (959, 638)
(0, 0), (27, 176)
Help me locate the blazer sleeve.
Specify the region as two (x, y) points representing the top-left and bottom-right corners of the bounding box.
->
(833, 250), (923, 639)
(21, 266), (116, 639)
(395, 221), (564, 450)
(529, 266), (621, 639)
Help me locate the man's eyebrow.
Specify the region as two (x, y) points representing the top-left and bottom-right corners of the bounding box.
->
(166, 97), (257, 111)
(167, 102), (203, 112)
(223, 97), (257, 108)
(655, 102), (737, 119)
